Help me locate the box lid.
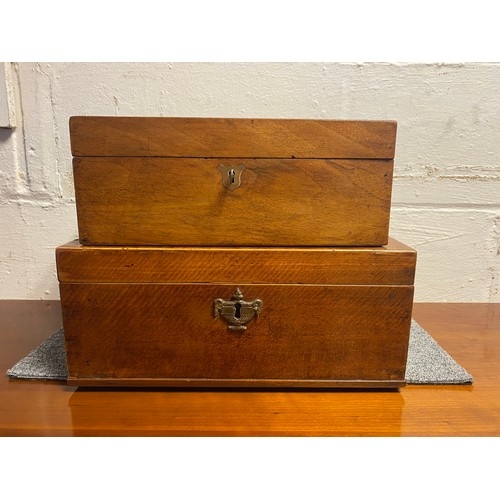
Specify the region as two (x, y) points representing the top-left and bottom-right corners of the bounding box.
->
(56, 238), (416, 285)
(69, 117), (397, 159)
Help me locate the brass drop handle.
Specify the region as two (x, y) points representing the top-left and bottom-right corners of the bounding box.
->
(214, 288), (262, 331)
(218, 164), (245, 191)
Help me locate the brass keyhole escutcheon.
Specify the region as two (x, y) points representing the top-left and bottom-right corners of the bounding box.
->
(214, 288), (262, 331)
(218, 164), (245, 191)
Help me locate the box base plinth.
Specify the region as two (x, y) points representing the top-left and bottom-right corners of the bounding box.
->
(67, 377), (406, 389)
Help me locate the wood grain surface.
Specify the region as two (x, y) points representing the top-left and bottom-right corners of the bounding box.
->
(60, 283), (413, 385)
(73, 157), (393, 246)
(69, 117), (397, 159)
(56, 239), (416, 285)
(1, 302), (499, 436)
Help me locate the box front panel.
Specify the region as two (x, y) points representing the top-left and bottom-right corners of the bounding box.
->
(73, 157), (393, 247)
(60, 283), (413, 384)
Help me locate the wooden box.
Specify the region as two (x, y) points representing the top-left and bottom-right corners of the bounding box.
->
(70, 117), (396, 247)
(56, 238), (416, 388)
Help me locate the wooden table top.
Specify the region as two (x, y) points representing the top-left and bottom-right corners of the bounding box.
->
(0, 301), (499, 436)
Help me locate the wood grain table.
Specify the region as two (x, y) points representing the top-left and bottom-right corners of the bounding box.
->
(0, 301), (499, 436)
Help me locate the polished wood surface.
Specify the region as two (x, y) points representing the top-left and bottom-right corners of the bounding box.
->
(73, 157), (393, 246)
(70, 117), (397, 158)
(58, 240), (415, 387)
(60, 284), (412, 386)
(56, 238), (416, 285)
(1, 301), (499, 436)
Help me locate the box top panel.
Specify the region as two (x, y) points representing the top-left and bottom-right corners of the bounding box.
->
(69, 117), (397, 159)
(56, 238), (416, 285)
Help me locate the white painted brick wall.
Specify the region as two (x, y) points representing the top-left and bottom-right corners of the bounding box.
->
(1, 62), (499, 301)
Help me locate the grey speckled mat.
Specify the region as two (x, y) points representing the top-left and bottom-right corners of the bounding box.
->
(6, 320), (473, 384)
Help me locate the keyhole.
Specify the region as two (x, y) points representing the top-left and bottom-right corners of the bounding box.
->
(234, 302), (241, 319)
(229, 169), (235, 184)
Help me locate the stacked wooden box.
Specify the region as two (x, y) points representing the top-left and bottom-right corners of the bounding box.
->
(57, 117), (416, 388)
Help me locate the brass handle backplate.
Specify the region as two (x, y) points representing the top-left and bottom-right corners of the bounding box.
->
(214, 288), (262, 331)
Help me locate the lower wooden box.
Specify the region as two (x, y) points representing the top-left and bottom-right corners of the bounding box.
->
(56, 239), (416, 388)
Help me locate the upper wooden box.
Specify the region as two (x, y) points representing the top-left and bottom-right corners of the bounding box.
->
(69, 117), (397, 247)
